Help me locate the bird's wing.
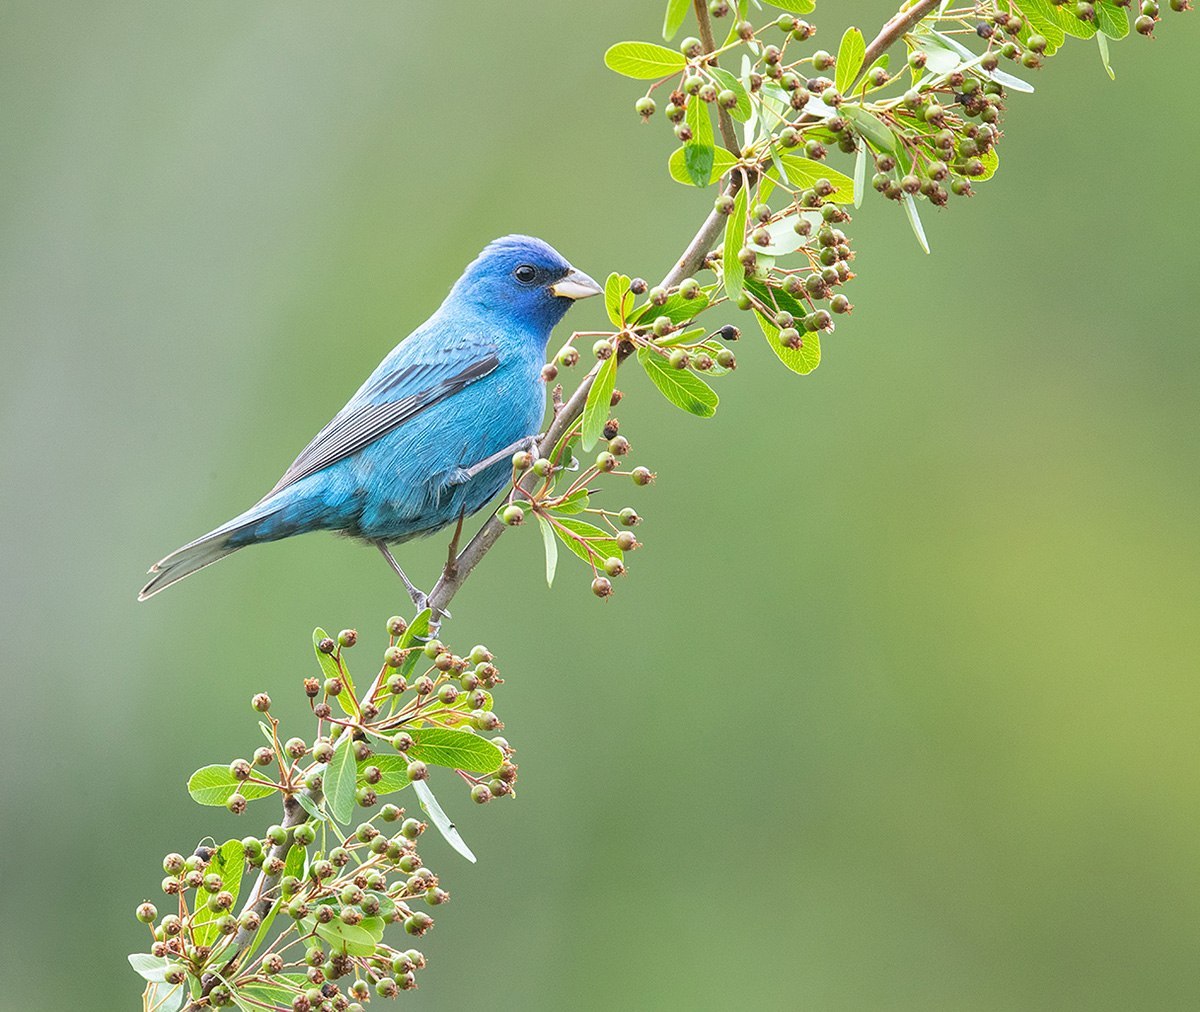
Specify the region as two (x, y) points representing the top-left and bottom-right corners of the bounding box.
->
(264, 347), (501, 498)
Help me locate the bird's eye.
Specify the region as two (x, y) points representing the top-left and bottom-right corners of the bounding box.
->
(514, 264), (537, 285)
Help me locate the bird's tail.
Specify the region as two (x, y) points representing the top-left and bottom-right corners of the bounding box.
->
(138, 527), (245, 600)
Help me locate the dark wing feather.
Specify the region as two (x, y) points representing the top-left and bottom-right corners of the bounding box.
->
(264, 352), (500, 498)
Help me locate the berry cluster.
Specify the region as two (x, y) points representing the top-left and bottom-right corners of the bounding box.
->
(133, 618), (517, 1010)
(607, 0), (1188, 351)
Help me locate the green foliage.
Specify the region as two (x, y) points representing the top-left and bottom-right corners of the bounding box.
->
(140, 621), (518, 1007)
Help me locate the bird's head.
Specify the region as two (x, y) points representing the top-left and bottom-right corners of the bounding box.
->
(450, 235), (601, 337)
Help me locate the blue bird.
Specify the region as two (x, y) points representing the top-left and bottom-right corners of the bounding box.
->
(139, 235), (601, 604)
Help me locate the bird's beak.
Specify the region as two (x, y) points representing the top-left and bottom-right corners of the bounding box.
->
(550, 268), (602, 300)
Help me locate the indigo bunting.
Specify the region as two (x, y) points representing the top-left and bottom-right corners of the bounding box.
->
(140, 235), (600, 603)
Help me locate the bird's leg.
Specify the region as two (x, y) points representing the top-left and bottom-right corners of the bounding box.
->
(443, 511), (466, 581)
(447, 435), (541, 486)
(375, 541), (430, 612)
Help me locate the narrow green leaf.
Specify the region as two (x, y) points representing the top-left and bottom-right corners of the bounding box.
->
(668, 145), (737, 186)
(537, 514), (558, 587)
(413, 778), (476, 863)
(408, 727), (504, 774)
(581, 353), (618, 450)
(835, 28), (866, 94)
(325, 737), (357, 824)
(901, 192), (930, 254)
(551, 517), (625, 567)
(313, 628), (356, 718)
(187, 766), (275, 807)
(852, 142), (866, 210)
(754, 311), (821, 375)
(842, 105), (897, 152)
(663, 0), (690, 40)
(722, 181), (748, 303)
(296, 792), (324, 822)
(604, 41), (687, 79)
(775, 156), (856, 204)
(684, 97), (714, 187)
(707, 66), (752, 122)
(653, 325), (706, 348)
(1096, 31), (1115, 80)
(637, 345), (719, 417)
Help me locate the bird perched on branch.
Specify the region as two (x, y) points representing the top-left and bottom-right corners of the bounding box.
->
(139, 235), (600, 606)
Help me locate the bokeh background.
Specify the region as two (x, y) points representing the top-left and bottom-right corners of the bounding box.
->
(2, 2), (1198, 1009)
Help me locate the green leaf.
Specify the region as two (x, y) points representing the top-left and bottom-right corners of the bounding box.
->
(757, 213), (820, 257)
(302, 914), (384, 956)
(408, 727), (504, 774)
(192, 839), (245, 947)
(551, 517), (626, 568)
(653, 325), (706, 348)
(128, 953), (170, 983)
(636, 345), (718, 417)
(753, 311), (821, 375)
(187, 766), (276, 807)
(1013, 0), (1066, 53)
(549, 487), (591, 514)
(663, 0), (690, 40)
(852, 141), (866, 210)
(581, 353), (618, 451)
(604, 41), (686, 79)
(313, 628), (356, 718)
(325, 737), (357, 825)
(537, 514), (558, 587)
(1096, 31), (1115, 80)
(901, 192), (930, 254)
(236, 979), (311, 1010)
(1096, 1), (1129, 39)
(775, 156), (856, 204)
(413, 777), (476, 863)
(684, 96), (714, 187)
(630, 287), (711, 326)
(975, 146), (999, 182)
(142, 980), (186, 1012)
(835, 28), (866, 94)
(707, 66), (752, 122)
(603, 272), (631, 327)
(722, 181), (748, 303)
(356, 755), (412, 794)
(841, 105), (897, 152)
(764, 0), (815, 11)
(668, 145), (737, 186)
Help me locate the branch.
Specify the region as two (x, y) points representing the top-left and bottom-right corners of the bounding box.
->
(863, 0), (941, 67)
(185, 793), (311, 1009)
(427, 4), (946, 619)
(694, 0), (742, 154)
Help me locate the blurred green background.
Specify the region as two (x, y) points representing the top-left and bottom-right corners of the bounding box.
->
(2, 2), (1198, 1009)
